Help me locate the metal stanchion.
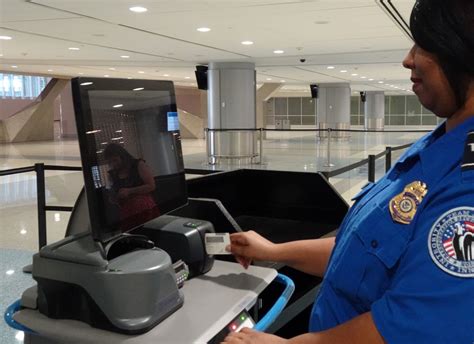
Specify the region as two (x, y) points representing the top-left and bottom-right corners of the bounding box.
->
(323, 128), (335, 167)
(35, 163), (47, 249)
(368, 155), (376, 182)
(206, 128), (217, 165)
(385, 146), (392, 172)
(258, 128), (264, 164)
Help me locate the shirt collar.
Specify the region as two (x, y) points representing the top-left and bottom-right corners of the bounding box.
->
(419, 116), (474, 185)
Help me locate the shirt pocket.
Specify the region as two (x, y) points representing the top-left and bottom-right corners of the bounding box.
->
(328, 204), (410, 307)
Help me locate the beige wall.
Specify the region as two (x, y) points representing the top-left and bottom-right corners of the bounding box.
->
(0, 98), (36, 120)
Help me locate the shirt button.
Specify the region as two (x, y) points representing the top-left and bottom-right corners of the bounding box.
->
(371, 240), (379, 248)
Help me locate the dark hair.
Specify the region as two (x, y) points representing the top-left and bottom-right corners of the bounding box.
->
(410, 0), (474, 107)
(103, 143), (135, 168)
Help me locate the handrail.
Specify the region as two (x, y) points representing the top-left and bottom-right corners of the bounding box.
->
(205, 127), (431, 133)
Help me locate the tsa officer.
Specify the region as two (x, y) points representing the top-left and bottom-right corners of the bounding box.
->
(222, 0), (474, 343)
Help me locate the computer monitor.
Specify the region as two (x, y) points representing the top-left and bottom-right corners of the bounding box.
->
(71, 77), (188, 242)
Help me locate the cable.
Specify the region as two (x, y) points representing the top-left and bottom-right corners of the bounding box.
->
(4, 299), (35, 334)
(254, 273), (295, 332)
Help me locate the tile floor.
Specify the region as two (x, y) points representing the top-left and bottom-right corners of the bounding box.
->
(0, 128), (430, 343)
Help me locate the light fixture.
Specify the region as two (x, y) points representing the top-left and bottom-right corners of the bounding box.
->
(54, 213), (61, 222)
(0, 36), (12, 40)
(129, 6), (148, 13)
(281, 80), (286, 82)
(6, 270), (14, 275)
(80, 82), (93, 86)
(0, 54), (3, 57)
(11, 65), (18, 68)
(340, 70), (347, 73)
(113, 104), (123, 108)
(327, 66), (335, 70)
(20, 229), (27, 235)
(241, 41), (254, 45)
(138, 71), (145, 74)
(47, 69), (53, 72)
(127, 77), (133, 79)
(360, 76), (367, 79)
(104, 74), (110, 77)
(109, 67), (116, 70)
(68, 47), (80, 51)
(351, 73), (358, 76)
(133, 87), (144, 91)
(266, 78), (272, 81)
(185, 76), (191, 79)
(120, 55), (130, 58)
(378, 81), (384, 84)
(369, 78), (374, 81)
(163, 74), (169, 77)
(197, 27), (211, 32)
(78, 72), (84, 75)
(273, 50), (284, 54)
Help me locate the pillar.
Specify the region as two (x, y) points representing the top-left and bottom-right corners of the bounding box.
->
(364, 91), (385, 130)
(207, 62), (256, 163)
(316, 83), (351, 138)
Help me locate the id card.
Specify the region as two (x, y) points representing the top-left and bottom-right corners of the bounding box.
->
(205, 233), (231, 255)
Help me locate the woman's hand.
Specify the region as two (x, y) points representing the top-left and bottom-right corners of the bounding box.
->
(226, 231), (277, 269)
(221, 328), (288, 344)
(117, 188), (131, 199)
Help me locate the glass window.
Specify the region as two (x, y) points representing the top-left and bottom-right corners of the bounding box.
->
(302, 116), (315, 125)
(0, 73), (50, 99)
(288, 98), (301, 116)
(302, 97), (315, 116)
(275, 98), (288, 117)
(385, 96), (390, 115)
(390, 96), (406, 115)
(289, 116), (301, 125)
(350, 96), (359, 115)
(406, 96), (421, 115)
(406, 115), (421, 125)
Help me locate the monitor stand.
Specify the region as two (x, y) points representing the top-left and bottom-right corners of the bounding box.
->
(30, 231), (184, 334)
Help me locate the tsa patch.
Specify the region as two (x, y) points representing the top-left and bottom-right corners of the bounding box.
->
(428, 207), (474, 278)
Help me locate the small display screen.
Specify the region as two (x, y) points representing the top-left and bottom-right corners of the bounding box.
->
(72, 78), (187, 242)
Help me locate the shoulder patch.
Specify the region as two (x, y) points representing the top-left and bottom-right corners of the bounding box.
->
(428, 207), (474, 278)
(461, 131), (474, 172)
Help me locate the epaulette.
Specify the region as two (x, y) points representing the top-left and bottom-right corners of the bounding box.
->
(461, 131), (474, 172)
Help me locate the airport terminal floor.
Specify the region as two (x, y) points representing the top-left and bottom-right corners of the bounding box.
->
(0, 128), (428, 343)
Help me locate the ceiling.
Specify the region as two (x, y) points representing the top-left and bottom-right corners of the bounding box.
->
(0, 0), (417, 95)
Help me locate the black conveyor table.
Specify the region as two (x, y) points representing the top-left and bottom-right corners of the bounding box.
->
(14, 261), (277, 344)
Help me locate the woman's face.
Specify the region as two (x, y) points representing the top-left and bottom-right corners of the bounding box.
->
(403, 45), (457, 117)
(107, 155), (123, 170)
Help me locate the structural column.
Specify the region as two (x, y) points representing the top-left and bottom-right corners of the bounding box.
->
(316, 83), (351, 138)
(207, 62), (256, 162)
(364, 91), (385, 130)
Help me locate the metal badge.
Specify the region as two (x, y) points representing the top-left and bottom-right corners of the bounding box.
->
(389, 181), (428, 224)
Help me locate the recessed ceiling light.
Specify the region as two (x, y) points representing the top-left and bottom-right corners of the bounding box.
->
(273, 50), (284, 54)
(133, 87), (144, 91)
(369, 78), (374, 81)
(327, 66), (335, 69)
(163, 74), (170, 77)
(127, 77), (133, 79)
(281, 80), (286, 82)
(80, 82), (93, 86)
(104, 75), (110, 77)
(351, 73), (358, 76)
(0, 54), (3, 57)
(113, 104), (123, 108)
(185, 76), (191, 79)
(47, 69), (53, 72)
(109, 67), (116, 70)
(241, 41), (254, 45)
(120, 55), (130, 58)
(197, 27), (211, 32)
(360, 76), (367, 79)
(68, 47), (80, 51)
(129, 6), (148, 13)
(0, 36), (12, 40)
(78, 72), (84, 75)
(340, 70), (347, 73)
(138, 71), (145, 74)
(378, 81), (384, 84)
(20, 229), (27, 235)
(11, 65), (18, 68)
(6, 270), (14, 275)
(266, 78), (272, 81)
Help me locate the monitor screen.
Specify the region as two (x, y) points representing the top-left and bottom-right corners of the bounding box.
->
(71, 77), (187, 242)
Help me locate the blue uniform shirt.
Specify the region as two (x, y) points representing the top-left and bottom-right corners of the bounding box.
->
(310, 118), (474, 343)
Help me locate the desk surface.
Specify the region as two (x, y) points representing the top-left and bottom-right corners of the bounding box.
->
(14, 260), (277, 344)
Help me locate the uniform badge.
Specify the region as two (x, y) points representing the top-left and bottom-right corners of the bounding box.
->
(428, 207), (474, 278)
(389, 181), (428, 224)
